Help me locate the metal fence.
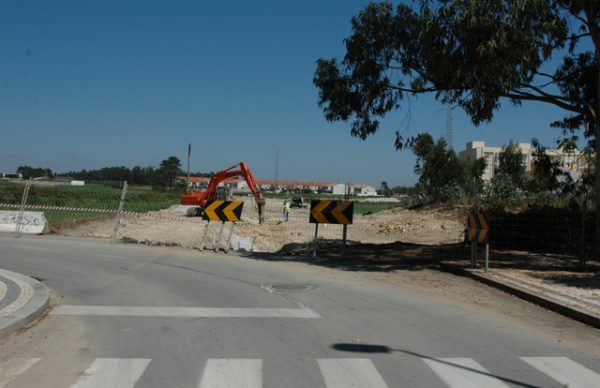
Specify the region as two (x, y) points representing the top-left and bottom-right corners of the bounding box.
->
(0, 179), (596, 268)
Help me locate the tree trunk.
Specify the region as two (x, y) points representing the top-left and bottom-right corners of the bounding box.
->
(592, 123), (600, 258)
(596, 58), (600, 258)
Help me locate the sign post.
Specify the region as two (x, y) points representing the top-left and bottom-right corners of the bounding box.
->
(309, 200), (354, 258)
(467, 208), (490, 270)
(200, 200), (244, 252)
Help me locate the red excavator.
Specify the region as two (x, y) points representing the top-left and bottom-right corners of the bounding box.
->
(180, 162), (265, 223)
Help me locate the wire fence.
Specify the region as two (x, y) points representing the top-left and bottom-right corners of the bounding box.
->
(0, 179), (596, 268)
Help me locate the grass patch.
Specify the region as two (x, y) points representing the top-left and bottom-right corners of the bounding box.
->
(43, 210), (110, 225)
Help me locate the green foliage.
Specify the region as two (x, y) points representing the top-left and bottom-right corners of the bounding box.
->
(354, 202), (401, 215)
(16, 166), (53, 179)
(313, 1), (596, 148)
(497, 140), (526, 188)
(464, 156), (487, 197)
(378, 181), (391, 196)
(484, 173), (525, 209)
(157, 156), (183, 189)
(411, 133), (479, 202)
(0, 181), (25, 204)
(527, 138), (567, 198)
(391, 185), (418, 195)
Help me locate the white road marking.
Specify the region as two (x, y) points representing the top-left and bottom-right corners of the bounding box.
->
(521, 357), (600, 388)
(51, 305), (320, 318)
(318, 358), (389, 388)
(0, 358), (40, 388)
(69, 358), (150, 388)
(197, 359), (262, 388)
(422, 357), (510, 388)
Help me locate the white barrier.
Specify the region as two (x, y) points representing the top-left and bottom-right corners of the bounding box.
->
(0, 211), (49, 234)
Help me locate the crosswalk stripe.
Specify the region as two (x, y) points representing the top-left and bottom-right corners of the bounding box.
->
(197, 359), (262, 388)
(52, 305), (320, 318)
(318, 359), (389, 388)
(520, 357), (600, 388)
(422, 357), (510, 388)
(0, 358), (40, 388)
(68, 358), (151, 388)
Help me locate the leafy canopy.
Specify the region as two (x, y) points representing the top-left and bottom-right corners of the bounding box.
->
(314, 0), (598, 148)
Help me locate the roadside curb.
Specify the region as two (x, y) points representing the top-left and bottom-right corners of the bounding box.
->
(439, 263), (600, 329)
(0, 269), (50, 339)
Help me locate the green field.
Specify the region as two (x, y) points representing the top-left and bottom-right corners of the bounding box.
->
(0, 181), (183, 225)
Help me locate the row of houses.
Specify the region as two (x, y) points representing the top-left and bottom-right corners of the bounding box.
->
(176, 176), (378, 196)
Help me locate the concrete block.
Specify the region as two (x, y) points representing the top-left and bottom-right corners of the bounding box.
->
(0, 211), (49, 234)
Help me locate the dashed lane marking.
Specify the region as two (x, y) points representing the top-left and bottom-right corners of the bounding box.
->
(422, 357), (511, 388)
(68, 358), (151, 388)
(197, 359), (262, 388)
(318, 359), (389, 388)
(520, 357), (600, 388)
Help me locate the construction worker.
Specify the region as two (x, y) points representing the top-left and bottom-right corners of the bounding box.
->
(283, 200), (291, 222)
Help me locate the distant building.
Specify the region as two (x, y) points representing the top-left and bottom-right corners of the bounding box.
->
(458, 140), (588, 181)
(0, 173), (23, 180)
(176, 176), (377, 196)
(333, 183), (377, 196)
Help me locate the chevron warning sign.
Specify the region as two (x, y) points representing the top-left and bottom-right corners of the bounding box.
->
(467, 208), (489, 243)
(309, 200), (353, 225)
(202, 200), (244, 222)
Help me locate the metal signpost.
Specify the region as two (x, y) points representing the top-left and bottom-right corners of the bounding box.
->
(200, 200), (244, 252)
(309, 200), (354, 258)
(467, 207), (490, 271)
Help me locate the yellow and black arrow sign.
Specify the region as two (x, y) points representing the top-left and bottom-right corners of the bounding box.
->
(309, 200), (353, 225)
(202, 200), (244, 222)
(467, 209), (490, 243)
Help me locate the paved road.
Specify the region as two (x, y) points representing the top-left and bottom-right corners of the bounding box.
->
(0, 235), (599, 387)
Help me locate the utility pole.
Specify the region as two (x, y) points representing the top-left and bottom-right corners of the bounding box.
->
(445, 106), (454, 150)
(274, 150), (280, 186)
(186, 143), (192, 192)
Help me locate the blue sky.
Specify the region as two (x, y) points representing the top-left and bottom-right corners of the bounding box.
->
(0, 1), (575, 187)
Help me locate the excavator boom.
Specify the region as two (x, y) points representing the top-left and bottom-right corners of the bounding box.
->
(180, 162), (265, 223)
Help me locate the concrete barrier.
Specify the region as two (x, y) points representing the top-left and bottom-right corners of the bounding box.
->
(0, 211), (49, 234)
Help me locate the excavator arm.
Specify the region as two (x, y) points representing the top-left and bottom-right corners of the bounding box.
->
(181, 162), (265, 223)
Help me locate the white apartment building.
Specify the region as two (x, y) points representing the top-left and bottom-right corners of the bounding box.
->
(458, 140), (587, 181)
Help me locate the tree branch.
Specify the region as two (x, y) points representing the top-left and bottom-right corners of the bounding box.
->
(519, 83), (577, 104)
(535, 72), (558, 82)
(503, 90), (586, 115)
(570, 32), (591, 40)
(386, 83), (439, 93)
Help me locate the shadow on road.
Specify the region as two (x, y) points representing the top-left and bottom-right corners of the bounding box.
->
(330, 343), (541, 388)
(237, 240), (599, 287)
(237, 240), (467, 273)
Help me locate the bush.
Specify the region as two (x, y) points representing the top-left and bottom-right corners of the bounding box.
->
(483, 173), (524, 209)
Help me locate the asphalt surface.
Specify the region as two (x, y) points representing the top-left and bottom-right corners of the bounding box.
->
(0, 234), (599, 387)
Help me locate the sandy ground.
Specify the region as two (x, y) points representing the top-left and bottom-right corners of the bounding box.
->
(57, 196), (466, 251)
